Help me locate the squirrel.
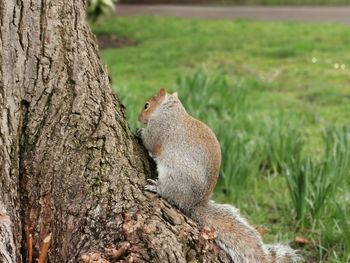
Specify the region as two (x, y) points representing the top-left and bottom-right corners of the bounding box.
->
(137, 88), (301, 263)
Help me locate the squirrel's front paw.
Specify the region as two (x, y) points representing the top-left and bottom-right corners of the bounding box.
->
(135, 128), (143, 139)
(144, 179), (158, 193)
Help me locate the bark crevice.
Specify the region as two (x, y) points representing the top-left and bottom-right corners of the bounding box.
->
(18, 98), (30, 262)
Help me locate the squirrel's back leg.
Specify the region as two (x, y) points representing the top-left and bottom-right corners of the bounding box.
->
(154, 161), (207, 215)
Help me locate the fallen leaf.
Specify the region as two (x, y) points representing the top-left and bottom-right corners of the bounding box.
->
(256, 227), (268, 238)
(295, 235), (310, 244)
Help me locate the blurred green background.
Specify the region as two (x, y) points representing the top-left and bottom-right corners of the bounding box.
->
(89, 1), (350, 262)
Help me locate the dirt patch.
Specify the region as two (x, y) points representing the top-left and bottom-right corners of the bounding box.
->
(97, 34), (138, 49)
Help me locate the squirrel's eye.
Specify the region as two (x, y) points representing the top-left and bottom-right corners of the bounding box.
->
(144, 102), (150, 110)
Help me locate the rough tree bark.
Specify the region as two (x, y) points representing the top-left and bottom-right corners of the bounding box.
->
(0, 0), (230, 262)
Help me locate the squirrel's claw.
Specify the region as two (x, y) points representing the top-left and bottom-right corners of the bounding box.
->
(144, 184), (157, 193)
(145, 179), (158, 193)
(147, 179), (158, 185)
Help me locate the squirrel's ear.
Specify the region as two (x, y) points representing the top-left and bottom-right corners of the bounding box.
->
(158, 88), (166, 98)
(172, 92), (178, 98)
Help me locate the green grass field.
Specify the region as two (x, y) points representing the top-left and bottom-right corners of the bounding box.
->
(92, 16), (350, 262)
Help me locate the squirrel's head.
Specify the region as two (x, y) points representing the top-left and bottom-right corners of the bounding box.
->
(138, 88), (179, 124)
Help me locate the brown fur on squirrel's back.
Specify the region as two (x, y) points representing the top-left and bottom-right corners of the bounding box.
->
(181, 114), (221, 201)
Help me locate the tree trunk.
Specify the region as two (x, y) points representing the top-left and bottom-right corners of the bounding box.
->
(0, 0), (229, 262)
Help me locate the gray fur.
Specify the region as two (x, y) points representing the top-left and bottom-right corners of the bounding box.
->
(140, 93), (302, 263)
(141, 94), (209, 215)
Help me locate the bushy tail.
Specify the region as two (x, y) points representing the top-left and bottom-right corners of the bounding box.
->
(192, 201), (301, 263)
(265, 244), (302, 263)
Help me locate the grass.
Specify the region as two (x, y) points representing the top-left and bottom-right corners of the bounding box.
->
(92, 16), (350, 262)
(283, 126), (350, 226)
